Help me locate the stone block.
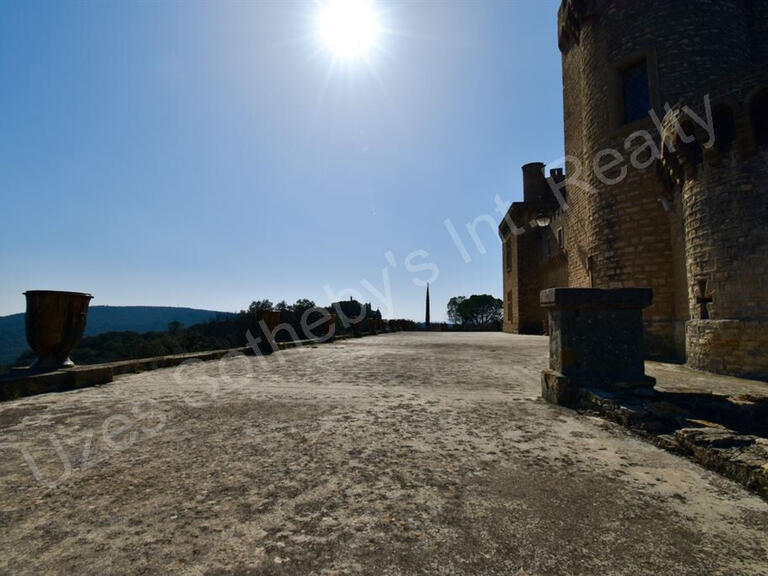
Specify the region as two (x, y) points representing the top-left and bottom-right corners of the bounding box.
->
(541, 369), (582, 406)
(1, 365), (114, 402)
(540, 288), (656, 403)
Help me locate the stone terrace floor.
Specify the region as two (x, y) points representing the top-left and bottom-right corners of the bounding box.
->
(1, 332), (767, 576)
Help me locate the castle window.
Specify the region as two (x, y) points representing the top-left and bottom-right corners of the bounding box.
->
(712, 104), (735, 155)
(750, 88), (768, 147)
(506, 291), (513, 320)
(504, 240), (512, 271)
(557, 227), (564, 249)
(621, 60), (650, 124)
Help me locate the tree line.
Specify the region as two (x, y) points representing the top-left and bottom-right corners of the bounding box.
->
(446, 294), (503, 330)
(7, 297), (384, 369)
(3, 294), (503, 371)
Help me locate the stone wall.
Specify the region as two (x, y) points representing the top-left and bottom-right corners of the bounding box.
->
(681, 148), (768, 321)
(559, 1), (684, 358)
(500, 167), (568, 335)
(560, 32), (590, 289)
(687, 320), (768, 380)
(556, 0), (768, 369)
(659, 67), (768, 379)
(500, 0), (768, 378)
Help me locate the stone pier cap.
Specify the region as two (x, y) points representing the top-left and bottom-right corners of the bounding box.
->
(540, 287), (655, 405)
(540, 287), (653, 310)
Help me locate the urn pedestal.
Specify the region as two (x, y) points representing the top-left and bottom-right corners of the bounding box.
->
(24, 290), (93, 370)
(540, 288), (656, 405)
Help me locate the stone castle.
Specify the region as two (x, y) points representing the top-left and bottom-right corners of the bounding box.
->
(500, 0), (768, 380)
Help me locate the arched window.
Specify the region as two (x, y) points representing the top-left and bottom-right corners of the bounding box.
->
(712, 104), (735, 155)
(750, 88), (768, 147)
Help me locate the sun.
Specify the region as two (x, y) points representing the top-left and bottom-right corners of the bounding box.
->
(317, 0), (382, 61)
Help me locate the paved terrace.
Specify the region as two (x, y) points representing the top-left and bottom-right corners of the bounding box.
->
(1, 333), (767, 575)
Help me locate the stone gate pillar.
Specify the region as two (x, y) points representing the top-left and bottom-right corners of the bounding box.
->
(540, 288), (656, 405)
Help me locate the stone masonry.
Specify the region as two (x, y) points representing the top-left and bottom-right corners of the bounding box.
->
(500, 0), (768, 381)
(540, 288), (655, 404)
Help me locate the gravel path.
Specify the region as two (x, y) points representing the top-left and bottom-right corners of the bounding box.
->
(1, 332), (767, 575)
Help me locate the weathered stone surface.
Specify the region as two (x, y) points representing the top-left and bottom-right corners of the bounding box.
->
(675, 428), (768, 498)
(687, 319), (768, 380)
(541, 368), (581, 406)
(572, 365), (768, 499)
(541, 287), (656, 398)
(1, 333), (767, 574)
(1, 328), (386, 402)
(502, 0), (768, 376)
(540, 287), (653, 310)
(499, 164), (568, 335)
(0, 365), (113, 401)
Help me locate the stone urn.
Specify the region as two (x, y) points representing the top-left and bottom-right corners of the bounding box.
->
(24, 290), (93, 370)
(261, 310), (280, 333)
(258, 310), (281, 355)
(325, 314), (337, 341)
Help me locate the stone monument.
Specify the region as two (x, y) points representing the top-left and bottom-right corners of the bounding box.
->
(540, 288), (656, 405)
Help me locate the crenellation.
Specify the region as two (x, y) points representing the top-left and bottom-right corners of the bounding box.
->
(501, 0), (768, 379)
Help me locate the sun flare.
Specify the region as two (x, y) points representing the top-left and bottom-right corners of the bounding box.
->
(317, 0), (382, 61)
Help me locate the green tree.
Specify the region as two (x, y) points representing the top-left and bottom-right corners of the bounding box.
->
(290, 298), (316, 319)
(446, 296), (466, 324)
(247, 299), (274, 314)
(446, 294), (502, 329)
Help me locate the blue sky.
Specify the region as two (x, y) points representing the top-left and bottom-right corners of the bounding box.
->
(0, 0), (563, 320)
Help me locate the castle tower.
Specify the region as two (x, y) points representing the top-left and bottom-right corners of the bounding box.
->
(557, 0), (768, 378)
(499, 163), (568, 334)
(425, 283), (431, 328)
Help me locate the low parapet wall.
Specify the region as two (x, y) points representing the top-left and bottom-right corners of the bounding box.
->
(0, 330), (388, 403)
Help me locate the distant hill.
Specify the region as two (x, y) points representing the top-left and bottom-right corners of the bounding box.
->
(0, 306), (234, 365)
